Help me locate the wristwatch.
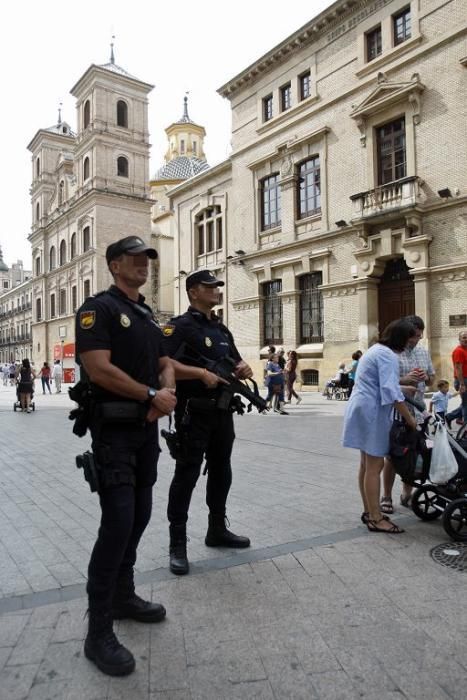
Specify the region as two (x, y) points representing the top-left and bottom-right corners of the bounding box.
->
(147, 387), (157, 400)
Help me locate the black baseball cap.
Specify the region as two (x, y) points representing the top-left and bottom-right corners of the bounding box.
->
(106, 236), (158, 265)
(185, 269), (225, 291)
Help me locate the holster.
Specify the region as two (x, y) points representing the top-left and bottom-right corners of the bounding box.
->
(76, 451), (100, 493)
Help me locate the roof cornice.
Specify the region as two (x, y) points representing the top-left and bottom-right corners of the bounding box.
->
(70, 64), (154, 97)
(218, 0), (362, 98)
(27, 129), (75, 153)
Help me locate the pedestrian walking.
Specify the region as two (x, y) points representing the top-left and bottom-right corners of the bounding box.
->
(15, 358), (36, 412)
(265, 352), (287, 413)
(429, 379), (458, 422)
(342, 319), (418, 534)
(284, 350), (301, 404)
(52, 360), (62, 393)
(347, 350), (362, 398)
(75, 235), (177, 677)
(38, 362), (52, 394)
(2, 363), (9, 385)
(381, 315), (434, 512)
(162, 269), (252, 576)
(445, 330), (467, 428)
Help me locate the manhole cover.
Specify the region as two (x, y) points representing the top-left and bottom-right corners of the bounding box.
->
(431, 543), (467, 571)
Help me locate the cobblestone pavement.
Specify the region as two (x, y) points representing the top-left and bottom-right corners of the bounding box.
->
(1, 383), (466, 699)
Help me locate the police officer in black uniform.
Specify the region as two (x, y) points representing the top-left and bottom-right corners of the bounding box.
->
(162, 269), (252, 576)
(75, 235), (177, 677)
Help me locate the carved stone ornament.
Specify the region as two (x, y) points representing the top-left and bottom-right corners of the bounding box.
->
(280, 153), (294, 177)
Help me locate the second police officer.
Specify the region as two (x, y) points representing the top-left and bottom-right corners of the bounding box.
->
(162, 269), (253, 575)
(75, 236), (177, 677)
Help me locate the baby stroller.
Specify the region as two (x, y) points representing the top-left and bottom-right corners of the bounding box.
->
(13, 383), (36, 412)
(390, 398), (467, 541)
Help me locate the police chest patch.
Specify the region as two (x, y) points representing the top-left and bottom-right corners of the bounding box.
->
(120, 313), (131, 328)
(80, 310), (96, 329)
(205, 337), (212, 347)
(162, 324), (175, 337)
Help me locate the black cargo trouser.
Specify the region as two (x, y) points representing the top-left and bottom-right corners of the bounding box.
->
(87, 421), (159, 609)
(167, 401), (235, 526)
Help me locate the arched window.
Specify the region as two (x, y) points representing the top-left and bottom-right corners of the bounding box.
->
(83, 156), (90, 181)
(59, 240), (66, 266)
(83, 99), (90, 129)
(36, 157), (40, 177)
(117, 100), (128, 127)
(36, 202), (40, 222)
(83, 226), (91, 252)
(49, 246), (56, 271)
(180, 139), (185, 154)
(58, 180), (65, 205)
(117, 156), (129, 177)
(70, 233), (76, 259)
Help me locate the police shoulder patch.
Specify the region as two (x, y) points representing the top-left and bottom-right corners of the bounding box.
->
(80, 310), (96, 329)
(162, 324), (175, 337)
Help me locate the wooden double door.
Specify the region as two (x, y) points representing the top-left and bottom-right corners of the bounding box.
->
(378, 258), (415, 333)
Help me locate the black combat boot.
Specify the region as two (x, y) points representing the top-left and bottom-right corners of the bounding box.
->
(84, 608), (135, 676)
(169, 524), (189, 575)
(112, 573), (166, 623)
(205, 514), (251, 548)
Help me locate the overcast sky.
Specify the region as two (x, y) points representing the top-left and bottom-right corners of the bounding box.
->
(0, 0), (332, 266)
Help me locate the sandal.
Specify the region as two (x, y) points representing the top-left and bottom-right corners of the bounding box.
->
(361, 512), (369, 524)
(380, 497), (394, 514)
(367, 517), (405, 534)
(400, 494), (412, 508)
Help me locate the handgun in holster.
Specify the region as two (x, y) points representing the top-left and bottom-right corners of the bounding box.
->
(76, 451), (100, 492)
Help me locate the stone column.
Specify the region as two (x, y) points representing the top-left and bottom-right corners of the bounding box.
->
(356, 276), (380, 349)
(280, 290), (301, 349)
(279, 174), (298, 244)
(412, 271), (431, 348)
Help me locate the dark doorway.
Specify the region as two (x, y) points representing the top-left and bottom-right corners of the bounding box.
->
(378, 258), (414, 332)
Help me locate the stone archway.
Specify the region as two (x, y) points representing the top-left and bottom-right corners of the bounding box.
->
(377, 258), (415, 332)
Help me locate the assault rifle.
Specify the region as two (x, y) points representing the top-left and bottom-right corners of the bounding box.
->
(175, 342), (268, 414)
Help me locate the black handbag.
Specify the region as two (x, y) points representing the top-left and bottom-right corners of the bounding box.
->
(389, 416), (431, 485)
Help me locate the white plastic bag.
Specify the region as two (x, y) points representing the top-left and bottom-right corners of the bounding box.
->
(429, 423), (458, 484)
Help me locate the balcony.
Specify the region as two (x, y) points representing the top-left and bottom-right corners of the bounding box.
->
(350, 176), (423, 223)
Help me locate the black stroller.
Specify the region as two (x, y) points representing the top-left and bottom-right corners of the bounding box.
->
(13, 382), (36, 412)
(390, 397), (467, 540)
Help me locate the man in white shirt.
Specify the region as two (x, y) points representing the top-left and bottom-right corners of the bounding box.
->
(52, 360), (62, 393)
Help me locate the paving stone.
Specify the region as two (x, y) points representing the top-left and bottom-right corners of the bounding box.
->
(7, 627), (55, 666)
(0, 612), (31, 647)
(34, 640), (83, 684)
(0, 663), (40, 700)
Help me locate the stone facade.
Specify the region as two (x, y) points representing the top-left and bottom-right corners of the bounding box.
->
(168, 0), (467, 387)
(27, 56), (154, 369)
(0, 279), (33, 364)
(0, 250), (33, 364)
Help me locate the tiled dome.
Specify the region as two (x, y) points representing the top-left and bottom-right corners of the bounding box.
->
(155, 156), (210, 180)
